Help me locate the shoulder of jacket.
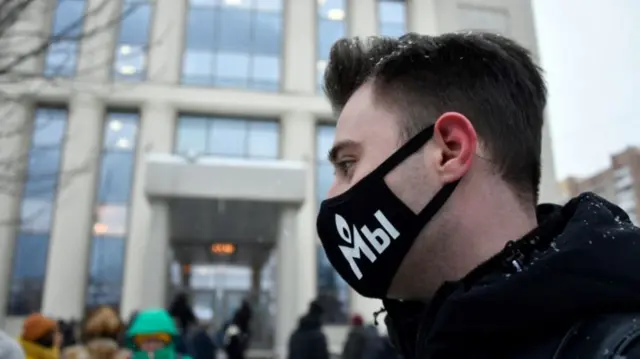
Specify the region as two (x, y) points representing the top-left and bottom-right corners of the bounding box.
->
(554, 312), (640, 358)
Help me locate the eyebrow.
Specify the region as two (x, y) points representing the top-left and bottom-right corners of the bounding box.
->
(327, 140), (360, 164)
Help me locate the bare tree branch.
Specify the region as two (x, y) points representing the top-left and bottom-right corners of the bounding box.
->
(0, 0), (162, 228)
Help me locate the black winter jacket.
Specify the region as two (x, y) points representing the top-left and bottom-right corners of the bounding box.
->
(287, 313), (330, 359)
(384, 193), (640, 358)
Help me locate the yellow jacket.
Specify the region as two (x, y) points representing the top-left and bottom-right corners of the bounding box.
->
(19, 339), (59, 359)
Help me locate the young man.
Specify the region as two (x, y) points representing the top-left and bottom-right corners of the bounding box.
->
(316, 32), (640, 358)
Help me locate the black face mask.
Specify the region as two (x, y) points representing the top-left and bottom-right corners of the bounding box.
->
(316, 125), (460, 298)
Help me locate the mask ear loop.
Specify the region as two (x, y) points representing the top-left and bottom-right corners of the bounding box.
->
(373, 307), (387, 326)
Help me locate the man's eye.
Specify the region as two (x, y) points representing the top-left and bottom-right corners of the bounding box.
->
(335, 160), (355, 176)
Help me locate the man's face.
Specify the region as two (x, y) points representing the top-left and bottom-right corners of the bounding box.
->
(326, 83), (444, 297)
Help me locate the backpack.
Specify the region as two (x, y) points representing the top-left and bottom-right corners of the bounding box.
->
(553, 313), (640, 358)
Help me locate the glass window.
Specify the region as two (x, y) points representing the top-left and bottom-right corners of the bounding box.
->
(86, 236), (125, 309)
(378, 0), (406, 37)
(317, 0), (346, 93)
(458, 5), (510, 35)
(97, 152), (135, 203)
(176, 116), (280, 159)
(176, 117), (208, 155)
(314, 123), (348, 323)
(8, 234), (50, 315)
(8, 108), (67, 315)
(20, 199), (54, 233)
(93, 205), (129, 236)
(86, 112), (138, 309)
(114, 1), (152, 80)
(182, 0), (283, 91)
(103, 113), (139, 150)
(45, 0), (86, 76)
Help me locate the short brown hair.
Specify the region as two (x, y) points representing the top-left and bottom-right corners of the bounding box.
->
(324, 32), (547, 203)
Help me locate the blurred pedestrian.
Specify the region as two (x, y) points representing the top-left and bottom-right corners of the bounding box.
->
(61, 306), (129, 359)
(168, 293), (196, 336)
(222, 301), (252, 359)
(341, 314), (367, 359)
(19, 313), (62, 359)
(286, 300), (329, 359)
(125, 308), (192, 359)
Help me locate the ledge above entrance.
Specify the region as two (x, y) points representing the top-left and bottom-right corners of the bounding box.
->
(145, 154), (308, 203)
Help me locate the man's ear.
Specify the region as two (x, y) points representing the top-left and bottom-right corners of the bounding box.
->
(432, 112), (477, 182)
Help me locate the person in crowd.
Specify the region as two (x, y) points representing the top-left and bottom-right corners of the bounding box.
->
(222, 302), (252, 359)
(61, 306), (130, 359)
(168, 293), (197, 336)
(189, 321), (217, 359)
(341, 314), (368, 359)
(316, 31), (640, 358)
(19, 313), (62, 359)
(57, 320), (79, 350)
(125, 308), (192, 359)
(0, 329), (25, 359)
(287, 300), (329, 359)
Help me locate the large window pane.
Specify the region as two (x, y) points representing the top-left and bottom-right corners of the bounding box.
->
(51, 0), (86, 37)
(176, 116), (280, 159)
(247, 121), (279, 158)
(114, 2), (152, 80)
(20, 199), (54, 233)
(87, 112), (138, 310)
(32, 110), (67, 146)
(214, 53), (250, 88)
(316, 125), (336, 160)
(253, 13), (282, 55)
(217, 8), (252, 53)
(8, 108), (67, 315)
(186, 8), (217, 50)
(8, 234), (50, 315)
(176, 117), (208, 155)
(104, 114), (138, 150)
(318, 19), (345, 60)
(98, 152), (134, 203)
(181, 0), (283, 90)
(208, 119), (247, 157)
(379, 1), (406, 29)
(94, 205), (129, 236)
(86, 236), (125, 309)
(118, 4), (151, 45)
(44, 41), (79, 77)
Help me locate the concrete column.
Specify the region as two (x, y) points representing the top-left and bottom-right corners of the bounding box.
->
(147, 0), (186, 84)
(283, 0), (315, 93)
(42, 95), (104, 318)
(408, 0), (440, 35)
(120, 101), (174, 317)
(2, 1), (51, 74)
(281, 112), (316, 309)
(76, 0), (120, 82)
(249, 262), (262, 305)
(0, 103), (32, 327)
(348, 0), (376, 37)
(274, 207), (299, 359)
(140, 201), (170, 308)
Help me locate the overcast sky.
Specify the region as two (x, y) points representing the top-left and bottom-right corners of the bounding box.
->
(532, 0), (640, 180)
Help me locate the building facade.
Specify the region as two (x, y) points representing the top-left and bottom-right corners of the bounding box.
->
(0, 0), (561, 356)
(561, 147), (640, 225)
